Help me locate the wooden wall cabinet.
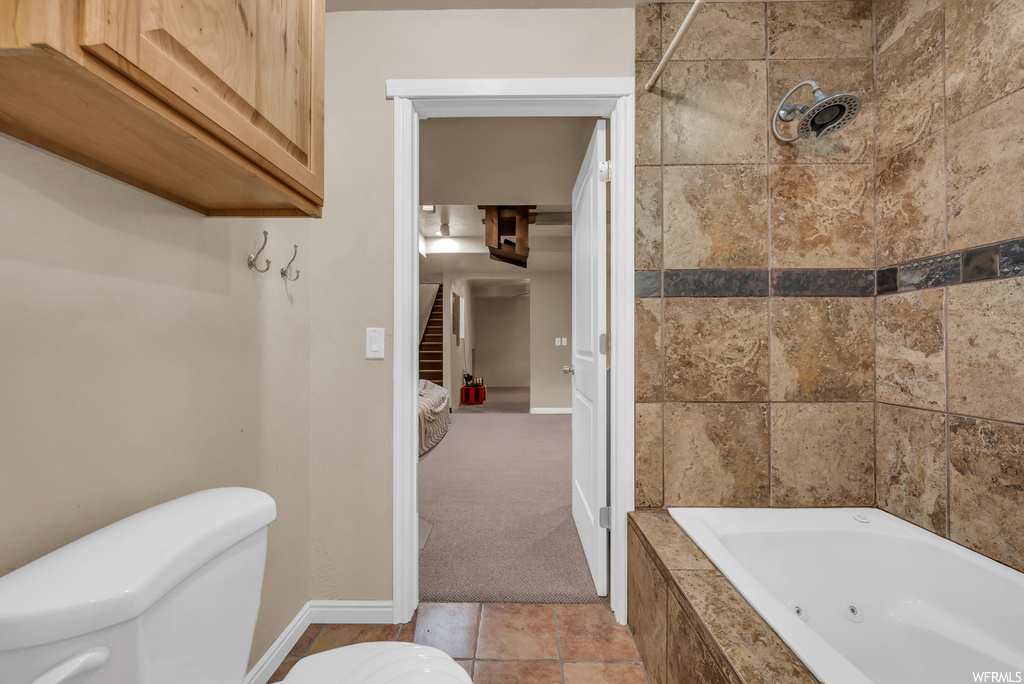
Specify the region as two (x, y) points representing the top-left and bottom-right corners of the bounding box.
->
(0, 0), (324, 217)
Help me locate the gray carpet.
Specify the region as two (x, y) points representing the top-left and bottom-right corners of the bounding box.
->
(456, 386), (530, 414)
(418, 412), (603, 604)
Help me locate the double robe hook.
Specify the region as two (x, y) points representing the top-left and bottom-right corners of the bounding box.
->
(247, 231), (300, 282)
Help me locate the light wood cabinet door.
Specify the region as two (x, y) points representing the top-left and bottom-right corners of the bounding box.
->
(81, 0), (323, 202)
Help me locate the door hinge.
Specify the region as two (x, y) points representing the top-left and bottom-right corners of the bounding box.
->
(598, 160), (611, 183)
(599, 507), (611, 529)
(599, 333), (608, 355)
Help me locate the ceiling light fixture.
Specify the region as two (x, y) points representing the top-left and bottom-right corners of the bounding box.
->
(421, 205), (435, 213)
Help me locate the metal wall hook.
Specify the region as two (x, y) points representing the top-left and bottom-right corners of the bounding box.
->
(247, 231), (271, 273)
(281, 244), (300, 282)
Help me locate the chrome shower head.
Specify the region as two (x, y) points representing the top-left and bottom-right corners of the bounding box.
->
(772, 81), (861, 143)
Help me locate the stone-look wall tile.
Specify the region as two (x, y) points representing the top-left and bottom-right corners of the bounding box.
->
(630, 510), (715, 571)
(664, 298), (769, 402)
(666, 591), (741, 684)
(949, 416), (1024, 573)
(876, 0), (944, 53)
(636, 62), (661, 166)
(945, 0), (1024, 124)
(876, 289), (946, 410)
(663, 165), (769, 270)
(771, 403), (875, 507)
(877, 134), (947, 267)
(636, 403), (664, 508)
(628, 527), (668, 684)
(636, 298), (663, 403)
(671, 571), (818, 683)
(767, 0), (872, 59)
(876, 9), (944, 158)
(663, 403), (770, 507)
(876, 403), (948, 535)
(769, 164), (874, 268)
(636, 166), (662, 270)
(665, 2), (766, 61)
(948, 278), (1024, 424)
(768, 60), (875, 164)
(663, 61), (767, 165)
(947, 89), (1024, 250)
(636, 3), (662, 63)
(770, 297), (874, 401)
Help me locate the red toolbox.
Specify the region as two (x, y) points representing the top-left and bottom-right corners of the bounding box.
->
(460, 385), (486, 405)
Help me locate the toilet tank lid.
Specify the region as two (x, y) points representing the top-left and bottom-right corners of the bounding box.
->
(0, 488), (276, 652)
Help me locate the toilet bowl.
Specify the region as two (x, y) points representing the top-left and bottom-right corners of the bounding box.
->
(282, 642), (470, 683)
(0, 488), (471, 684)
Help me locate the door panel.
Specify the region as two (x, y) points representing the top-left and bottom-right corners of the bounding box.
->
(80, 0), (321, 200)
(571, 119), (609, 597)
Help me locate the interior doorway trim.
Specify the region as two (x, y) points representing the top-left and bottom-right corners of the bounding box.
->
(387, 77), (635, 625)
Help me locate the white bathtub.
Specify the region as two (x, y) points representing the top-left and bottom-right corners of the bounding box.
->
(669, 507), (1024, 684)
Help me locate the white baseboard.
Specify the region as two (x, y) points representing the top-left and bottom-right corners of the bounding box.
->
(243, 600), (397, 684)
(243, 602), (311, 684)
(530, 407), (572, 414)
(309, 599), (395, 624)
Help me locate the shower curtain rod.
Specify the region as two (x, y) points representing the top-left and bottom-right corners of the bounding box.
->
(644, 0), (705, 92)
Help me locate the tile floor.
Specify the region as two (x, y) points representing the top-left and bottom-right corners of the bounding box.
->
(269, 603), (651, 683)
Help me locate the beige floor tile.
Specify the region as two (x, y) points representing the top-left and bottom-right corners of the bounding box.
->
(476, 603), (559, 660)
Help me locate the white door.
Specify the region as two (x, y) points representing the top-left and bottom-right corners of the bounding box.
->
(570, 119), (609, 596)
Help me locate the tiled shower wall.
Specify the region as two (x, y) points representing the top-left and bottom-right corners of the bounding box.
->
(635, 0), (1024, 573)
(634, 0), (879, 510)
(872, 0), (1024, 572)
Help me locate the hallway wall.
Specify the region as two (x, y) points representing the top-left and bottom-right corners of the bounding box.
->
(471, 295), (531, 387)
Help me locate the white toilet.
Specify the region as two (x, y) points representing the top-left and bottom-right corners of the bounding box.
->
(0, 488), (471, 684)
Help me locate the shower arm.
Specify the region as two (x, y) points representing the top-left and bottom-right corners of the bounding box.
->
(772, 80), (824, 142)
(644, 0), (706, 92)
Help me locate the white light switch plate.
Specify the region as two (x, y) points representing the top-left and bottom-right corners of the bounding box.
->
(555, 338), (561, 346)
(561, 337), (568, 346)
(366, 327), (385, 359)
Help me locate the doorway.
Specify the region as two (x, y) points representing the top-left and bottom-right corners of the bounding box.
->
(388, 78), (635, 625)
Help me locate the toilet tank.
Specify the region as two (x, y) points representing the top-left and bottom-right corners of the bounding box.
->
(0, 488), (276, 684)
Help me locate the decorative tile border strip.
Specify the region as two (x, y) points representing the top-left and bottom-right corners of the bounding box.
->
(663, 269), (769, 297)
(999, 239), (1024, 277)
(885, 237), (1024, 294)
(635, 237), (1024, 299)
(635, 270), (662, 298)
(771, 269), (875, 297)
(899, 253), (962, 291)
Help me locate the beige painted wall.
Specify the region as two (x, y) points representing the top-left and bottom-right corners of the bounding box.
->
(420, 117), (597, 206)
(529, 273), (573, 409)
(472, 296), (531, 387)
(311, 8), (632, 600)
(445, 277), (475, 392)
(0, 136), (313, 667)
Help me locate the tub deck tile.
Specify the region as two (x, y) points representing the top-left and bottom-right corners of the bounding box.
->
(628, 511), (821, 684)
(628, 509), (716, 571)
(672, 570), (817, 683)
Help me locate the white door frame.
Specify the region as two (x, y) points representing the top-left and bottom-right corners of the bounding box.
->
(387, 78), (635, 625)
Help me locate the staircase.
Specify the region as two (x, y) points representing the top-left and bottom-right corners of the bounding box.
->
(419, 286), (444, 386)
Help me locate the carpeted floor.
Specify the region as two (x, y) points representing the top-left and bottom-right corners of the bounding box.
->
(418, 411), (603, 604)
(455, 386), (530, 414)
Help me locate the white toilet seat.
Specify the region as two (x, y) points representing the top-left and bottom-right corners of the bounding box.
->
(282, 642), (473, 683)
